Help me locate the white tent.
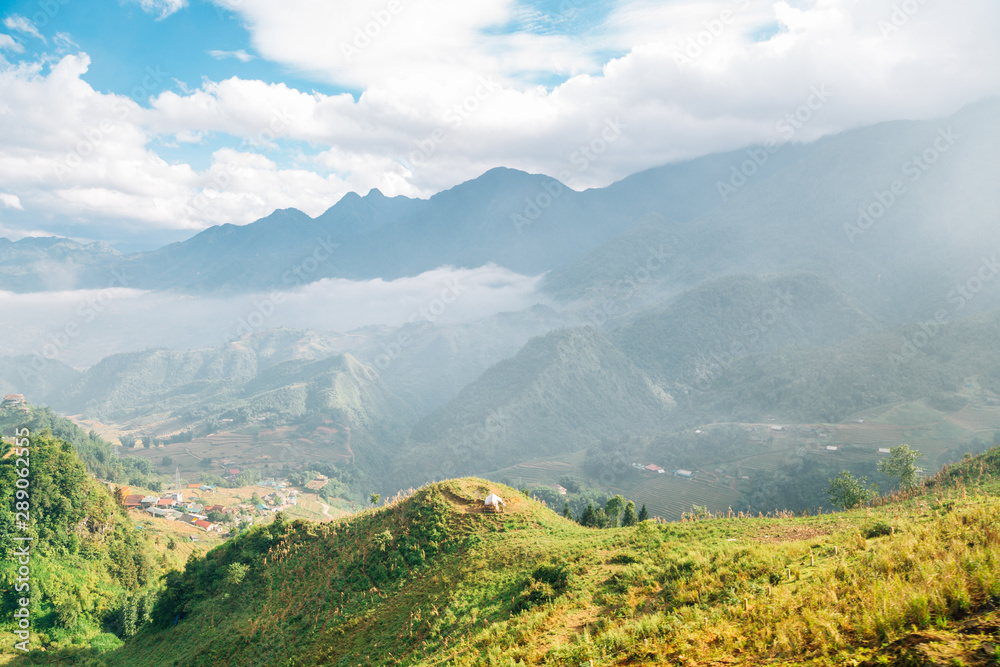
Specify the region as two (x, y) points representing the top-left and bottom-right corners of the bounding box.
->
(484, 493), (505, 508)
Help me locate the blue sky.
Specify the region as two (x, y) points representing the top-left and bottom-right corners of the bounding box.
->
(0, 0), (997, 249)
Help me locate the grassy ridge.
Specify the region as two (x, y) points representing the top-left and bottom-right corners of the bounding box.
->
(24, 455), (1000, 667)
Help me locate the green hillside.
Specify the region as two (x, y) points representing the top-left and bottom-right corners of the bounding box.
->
(393, 327), (676, 487)
(611, 272), (881, 388)
(20, 450), (1000, 667)
(0, 427), (167, 662)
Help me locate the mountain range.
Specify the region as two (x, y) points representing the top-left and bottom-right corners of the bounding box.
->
(2, 99), (999, 499)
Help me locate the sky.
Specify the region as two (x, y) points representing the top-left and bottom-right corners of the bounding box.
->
(0, 0), (998, 249)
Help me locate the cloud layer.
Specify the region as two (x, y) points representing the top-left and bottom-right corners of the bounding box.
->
(0, 264), (544, 367)
(0, 0), (998, 242)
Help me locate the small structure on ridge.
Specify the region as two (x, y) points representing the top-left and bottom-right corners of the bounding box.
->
(483, 493), (505, 513)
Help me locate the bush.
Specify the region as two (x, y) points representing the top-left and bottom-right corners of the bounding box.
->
(863, 521), (894, 538)
(515, 564), (571, 611)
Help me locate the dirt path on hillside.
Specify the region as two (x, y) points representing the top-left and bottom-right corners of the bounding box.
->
(317, 500), (334, 520)
(336, 424), (355, 465)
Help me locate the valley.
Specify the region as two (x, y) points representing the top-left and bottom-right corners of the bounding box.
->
(2, 96), (1000, 665)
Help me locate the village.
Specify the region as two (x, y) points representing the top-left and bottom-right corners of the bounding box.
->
(114, 478), (301, 535)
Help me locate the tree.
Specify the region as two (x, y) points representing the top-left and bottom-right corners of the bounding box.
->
(638, 504), (649, 522)
(226, 562), (249, 586)
(878, 444), (924, 491)
(250, 492), (263, 506)
(161, 456), (173, 466)
(826, 471), (878, 509)
(370, 493), (381, 507)
(604, 495), (626, 527)
(558, 475), (582, 494)
(563, 501), (571, 519)
(579, 503), (597, 527)
(621, 501), (638, 527)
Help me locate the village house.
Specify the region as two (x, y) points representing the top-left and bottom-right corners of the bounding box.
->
(123, 494), (145, 509)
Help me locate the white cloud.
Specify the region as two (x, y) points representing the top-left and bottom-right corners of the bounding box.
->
(53, 32), (78, 52)
(0, 0), (999, 241)
(208, 49), (254, 63)
(0, 192), (22, 209)
(0, 33), (23, 53)
(3, 16), (43, 42)
(127, 0), (187, 20)
(219, 0), (597, 89)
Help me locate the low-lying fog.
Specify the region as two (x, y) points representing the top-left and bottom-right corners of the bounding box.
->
(0, 264), (545, 368)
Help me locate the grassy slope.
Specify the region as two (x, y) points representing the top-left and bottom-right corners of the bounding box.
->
(30, 453), (1000, 667)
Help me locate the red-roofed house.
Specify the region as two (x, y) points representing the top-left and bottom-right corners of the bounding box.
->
(193, 519), (217, 532)
(157, 498), (176, 507)
(229, 469), (240, 475)
(123, 495), (144, 508)
(187, 483), (202, 489)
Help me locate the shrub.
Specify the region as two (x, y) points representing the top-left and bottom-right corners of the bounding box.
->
(863, 522), (894, 538)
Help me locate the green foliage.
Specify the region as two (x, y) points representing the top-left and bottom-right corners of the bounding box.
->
(863, 521), (894, 539)
(226, 562), (249, 586)
(558, 475), (582, 493)
(622, 501), (638, 527)
(0, 429), (162, 652)
(0, 406), (162, 489)
(878, 444), (924, 491)
(370, 493), (381, 506)
(604, 495), (626, 527)
(827, 470), (878, 509)
(516, 564), (570, 611)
